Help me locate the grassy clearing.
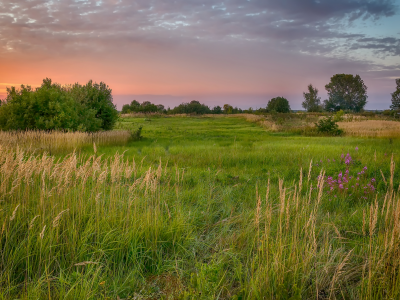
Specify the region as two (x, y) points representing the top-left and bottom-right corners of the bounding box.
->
(1, 115), (400, 299)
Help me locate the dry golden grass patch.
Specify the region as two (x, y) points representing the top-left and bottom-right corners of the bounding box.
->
(0, 130), (131, 153)
(338, 120), (400, 138)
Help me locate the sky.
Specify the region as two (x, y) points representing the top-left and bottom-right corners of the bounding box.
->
(0, 0), (399, 110)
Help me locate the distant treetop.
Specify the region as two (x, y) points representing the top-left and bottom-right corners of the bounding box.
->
(266, 97), (291, 113)
(324, 74), (367, 112)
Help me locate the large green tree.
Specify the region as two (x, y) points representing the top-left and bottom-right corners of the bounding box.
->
(267, 97), (291, 113)
(302, 84), (322, 112)
(324, 74), (367, 112)
(390, 78), (400, 111)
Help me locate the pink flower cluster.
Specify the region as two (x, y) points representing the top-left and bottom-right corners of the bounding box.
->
(344, 153), (352, 165)
(315, 148), (378, 201)
(324, 167), (375, 200)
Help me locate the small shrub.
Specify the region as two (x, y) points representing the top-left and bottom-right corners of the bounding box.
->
(315, 116), (343, 135)
(333, 110), (345, 122)
(129, 126), (143, 141)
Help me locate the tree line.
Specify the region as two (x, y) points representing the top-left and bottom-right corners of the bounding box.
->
(121, 100), (245, 115)
(123, 74), (400, 115)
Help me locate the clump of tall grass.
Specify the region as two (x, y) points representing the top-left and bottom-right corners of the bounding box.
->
(0, 130), (132, 154)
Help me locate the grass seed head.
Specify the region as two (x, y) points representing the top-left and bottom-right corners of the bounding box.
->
(9, 204), (20, 221)
(29, 215), (40, 230)
(53, 209), (69, 228)
(40, 225), (46, 240)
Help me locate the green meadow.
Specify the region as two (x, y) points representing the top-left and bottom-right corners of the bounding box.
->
(1, 115), (399, 299)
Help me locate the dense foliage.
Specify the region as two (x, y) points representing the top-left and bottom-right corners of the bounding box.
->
(302, 84), (322, 112)
(266, 96), (291, 113)
(0, 78), (118, 131)
(324, 74), (367, 112)
(390, 78), (400, 111)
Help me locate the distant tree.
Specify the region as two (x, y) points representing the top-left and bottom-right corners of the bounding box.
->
(140, 101), (158, 113)
(141, 101), (152, 107)
(170, 100), (211, 114)
(324, 74), (367, 112)
(390, 78), (400, 111)
(121, 100), (141, 113)
(302, 84), (322, 112)
(212, 105), (222, 114)
(266, 97), (291, 113)
(121, 104), (131, 114)
(121, 100), (165, 114)
(130, 100), (140, 111)
(186, 100), (211, 114)
(223, 104), (233, 114)
(232, 107), (242, 114)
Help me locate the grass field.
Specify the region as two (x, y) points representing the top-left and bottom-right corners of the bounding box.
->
(1, 115), (400, 299)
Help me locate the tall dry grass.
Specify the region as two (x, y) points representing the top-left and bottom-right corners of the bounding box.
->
(0, 130), (132, 153)
(338, 120), (400, 138)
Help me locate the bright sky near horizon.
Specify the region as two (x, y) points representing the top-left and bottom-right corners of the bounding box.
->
(0, 0), (399, 110)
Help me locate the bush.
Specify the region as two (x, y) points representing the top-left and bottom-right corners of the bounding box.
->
(333, 110), (345, 122)
(0, 78), (119, 132)
(315, 116), (343, 136)
(382, 110), (395, 116)
(129, 126), (143, 141)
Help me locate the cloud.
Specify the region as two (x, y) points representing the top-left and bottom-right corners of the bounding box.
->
(0, 0), (398, 57)
(350, 37), (400, 56)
